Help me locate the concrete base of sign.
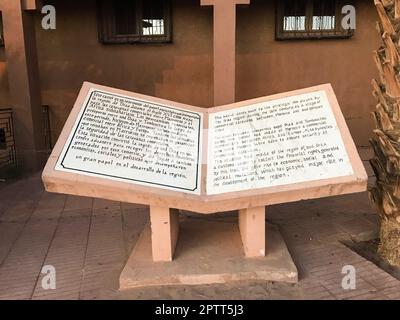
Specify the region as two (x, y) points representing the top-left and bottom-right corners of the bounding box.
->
(119, 217), (298, 289)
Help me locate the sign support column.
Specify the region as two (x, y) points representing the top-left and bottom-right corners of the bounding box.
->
(201, 0), (265, 258)
(201, 0), (249, 106)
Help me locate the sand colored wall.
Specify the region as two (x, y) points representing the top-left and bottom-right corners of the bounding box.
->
(0, 0), (379, 147)
(236, 0), (379, 146)
(34, 0), (213, 145)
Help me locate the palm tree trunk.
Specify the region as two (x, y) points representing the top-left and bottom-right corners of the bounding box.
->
(370, 0), (400, 266)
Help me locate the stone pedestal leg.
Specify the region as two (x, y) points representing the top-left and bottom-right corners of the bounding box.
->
(149, 206), (180, 262)
(239, 206), (266, 257)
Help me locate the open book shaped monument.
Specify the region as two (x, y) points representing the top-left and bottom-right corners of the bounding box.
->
(42, 82), (367, 263)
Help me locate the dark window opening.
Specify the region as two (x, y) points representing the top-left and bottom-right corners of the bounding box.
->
(0, 14), (4, 46)
(283, 0), (307, 32)
(276, 0), (354, 40)
(98, 0), (171, 44)
(142, 0), (165, 36)
(114, 0), (138, 35)
(312, 0), (336, 31)
(0, 128), (5, 149)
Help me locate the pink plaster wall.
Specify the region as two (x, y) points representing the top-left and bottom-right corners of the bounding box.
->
(0, 0), (379, 147)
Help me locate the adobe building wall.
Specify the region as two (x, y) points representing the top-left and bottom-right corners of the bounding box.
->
(236, 0), (380, 147)
(0, 0), (379, 147)
(33, 0), (214, 145)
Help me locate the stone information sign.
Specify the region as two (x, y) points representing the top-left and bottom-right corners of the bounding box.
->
(44, 82), (366, 268)
(52, 83), (360, 201)
(207, 90), (354, 195)
(55, 88), (203, 194)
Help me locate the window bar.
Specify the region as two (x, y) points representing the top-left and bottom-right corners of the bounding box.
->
(0, 108), (17, 171)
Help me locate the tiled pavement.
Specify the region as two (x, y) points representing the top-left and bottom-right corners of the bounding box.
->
(0, 147), (399, 300)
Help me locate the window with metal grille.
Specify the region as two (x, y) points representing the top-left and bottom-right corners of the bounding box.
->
(97, 0), (171, 44)
(0, 109), (16, 170)
(276, 0), (354, 40)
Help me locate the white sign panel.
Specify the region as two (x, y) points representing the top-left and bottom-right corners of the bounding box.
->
(206, 90), (354, 195)
(56, 89), (203, 194)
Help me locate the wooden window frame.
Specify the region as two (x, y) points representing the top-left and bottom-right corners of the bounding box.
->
(97, 0), (172, 44)
(275, 0), (355, 40)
